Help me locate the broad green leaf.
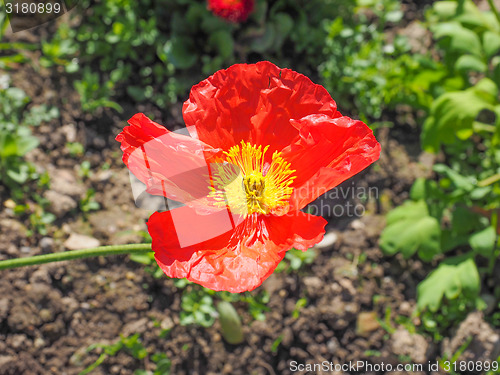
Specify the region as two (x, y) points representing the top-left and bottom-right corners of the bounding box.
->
(474, 77), (499, 101)
(165, 37), (197, 69)
(410, 178), (442, 201)
(432, 0), (480, 20)
(433, 164), (475, 192)
(0, 133), (18, 158)
(6, 163), (29, 183)
(441, 207), (485, 252)
(272, 13), (294, 49)
(273, 13), (294, 36)
(380, 200), (441, 261)
(385, 10), (403, 23)
(15, 135), (39, 156)
(441, 229), (470, 253)
(421, 79), (497, 152)
(483, 31), (500, 58)
(327, 17), (343, 39)
(433, 1), (460, 19)
(469, 226), (497, 258)
(250, 24), (276, 53)
(455, 54), (486, 73)
(6, 87), (28, 106)
(456, 7), (494, 29)
(201, 13), (228, 33)
(451, 206), (485, 234)
(385, 200), (429, 225)
(126, 86), (146, 102)
(185, 3), (206, 28)
(417, 255), (480, 312)
(433, 22), (482, 57)
(209, 30), (234, 60)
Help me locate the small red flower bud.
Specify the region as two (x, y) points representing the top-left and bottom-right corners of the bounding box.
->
(208, 0), (255, 23)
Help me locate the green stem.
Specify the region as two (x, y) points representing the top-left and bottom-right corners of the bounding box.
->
(0, 243), (152, 270)
(487, 0), (500, 25)
(488, 211), (499, 275)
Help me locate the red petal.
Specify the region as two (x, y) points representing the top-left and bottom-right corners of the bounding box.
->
(208, 0), (254, 22)
(283, 114), (381, 211)
(116, 113), (221, 205)
(183, 61), (340, 154)
(148, 207), (326, 292)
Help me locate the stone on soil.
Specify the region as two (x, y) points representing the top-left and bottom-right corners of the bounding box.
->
(64, 233), (101, 250)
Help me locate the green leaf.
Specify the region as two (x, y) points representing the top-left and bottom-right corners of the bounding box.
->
(6, 87), (29, 107)
(433, 164), (475, 192)
(417, 255), (480, 312)
(165, 37), (197, 69)
(385, 200), (429, 225)
(208, 30), (234, 60)
(455, 54), (487, 73)
(410, 178), (442, 200)
(15, 135), (39, 156)
(273, 12), (294, 37)
(380, 200), (441, 261)
(385, 10), (403, 23)
(469, 226), (497, 258)
(451, 206), (485, 234)
(6, 163), (29, 183)
(483, 31), (500, 58)
(250, 24), (276, 53)
(127, 86), (147, 102)
(433, 1), (460, 19)
(421, 79), (497, 152)
(0, 133), (18, 158)
(433, 22), (482, 57)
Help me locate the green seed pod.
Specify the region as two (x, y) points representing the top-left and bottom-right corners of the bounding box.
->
(217, 301), (244, 345)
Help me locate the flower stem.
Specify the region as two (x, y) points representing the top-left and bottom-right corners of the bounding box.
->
(0, 243), (152, 270)
(487, 0), (500, 25)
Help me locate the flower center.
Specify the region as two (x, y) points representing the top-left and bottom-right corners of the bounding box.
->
(209, 141), (295, 216)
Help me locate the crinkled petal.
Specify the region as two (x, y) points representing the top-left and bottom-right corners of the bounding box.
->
(282, 114), (381, 211)
(182, 61), (340, 154)
(116, 113), (221, 206)
(148, 207), (326, 292)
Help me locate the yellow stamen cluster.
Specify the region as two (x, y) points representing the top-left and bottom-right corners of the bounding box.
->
(209, 141), (295, 216)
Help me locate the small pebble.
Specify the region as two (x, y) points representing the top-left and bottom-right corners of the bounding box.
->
(20, 246), (31, 254)
(39, 237), (54, 252)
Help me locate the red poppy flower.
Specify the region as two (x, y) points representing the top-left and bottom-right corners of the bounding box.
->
(116, 61), (381, 293)
(207, 0), (254, 23)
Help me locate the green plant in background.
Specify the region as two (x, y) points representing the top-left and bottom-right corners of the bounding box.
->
(0, 2), (38, 69)
(320, 0), (408, 121)
(180, 288), (217, 327)
(39, 0), (352, 113)
(381, 0), (500, 336)
(81, 333), (171, 375)
(13, 194), (57, 236)
(79, 188), (101, 214)
(0, 81), (59, 196)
